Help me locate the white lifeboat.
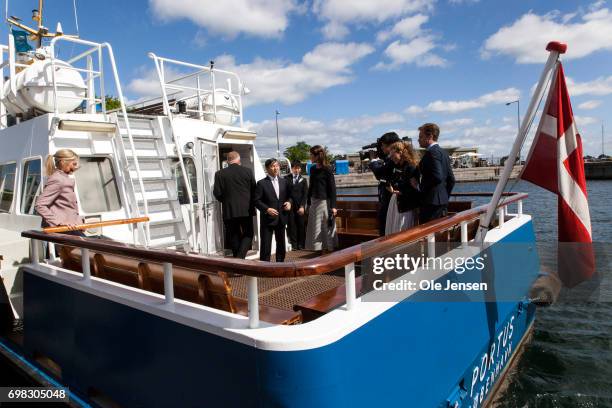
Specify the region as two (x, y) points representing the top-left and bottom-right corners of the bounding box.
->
(201, 89), (239, 125)
(2, 58), (87, 115)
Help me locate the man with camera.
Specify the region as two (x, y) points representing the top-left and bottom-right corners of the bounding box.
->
(367, 132), (401, 236)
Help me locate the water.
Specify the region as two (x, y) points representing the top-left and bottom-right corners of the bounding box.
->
(341, 180), (612, 407)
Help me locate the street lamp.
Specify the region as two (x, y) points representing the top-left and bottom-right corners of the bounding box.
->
(275, 110), (281, 159)
(506, 99), (521, 161)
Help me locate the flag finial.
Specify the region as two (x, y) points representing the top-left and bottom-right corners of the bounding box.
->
(546, 41), (567, 54)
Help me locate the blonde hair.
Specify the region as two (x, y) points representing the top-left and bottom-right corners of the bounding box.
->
(45, 149), (78, 176)
(389, 141), (419, 167)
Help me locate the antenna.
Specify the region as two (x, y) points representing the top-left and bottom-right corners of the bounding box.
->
(603, 122), (605, 157)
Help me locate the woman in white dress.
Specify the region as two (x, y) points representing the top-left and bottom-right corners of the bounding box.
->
(385, 141), (420, 235)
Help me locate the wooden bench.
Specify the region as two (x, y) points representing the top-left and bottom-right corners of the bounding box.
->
(294, 276), (363, 323)
(336, 201), (380, 248)
(57, 249), (302, 325)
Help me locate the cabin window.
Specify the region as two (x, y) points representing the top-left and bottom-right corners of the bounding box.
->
(0, 163), (17, 212)
(74, 157), (121, 213)
(20, 158), (42, 214)
(172, 157), (198, 205)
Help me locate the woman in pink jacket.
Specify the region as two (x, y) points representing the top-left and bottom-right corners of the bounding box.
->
(35, 149), (84, 236)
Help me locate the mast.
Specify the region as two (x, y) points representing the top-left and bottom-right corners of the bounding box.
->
(475, 42), (567, 243)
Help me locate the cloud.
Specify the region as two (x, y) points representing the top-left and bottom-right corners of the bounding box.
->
(376, 14), (429, 43)
(577, 100), (602, 110)
(482, 3), (612, 63)
(574, 115), (599, 126)
(148, 0), (299, 38)
(567, 75), (612, 96)
(247, 112), (405, 156)
(127, 42), (374, 106)
(313, 0), (434, 39)
(405, 87), (521, 114)
(375, 36), (447, 70)
(373, 14), (448, 70)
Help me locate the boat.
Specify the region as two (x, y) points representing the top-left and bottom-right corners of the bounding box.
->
(0, 2), (565, 407)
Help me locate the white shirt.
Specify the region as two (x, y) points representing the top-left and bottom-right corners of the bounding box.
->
(426, 142), (439, 151)
(293, 175), (299, 184)
(269, 176), (279, 198)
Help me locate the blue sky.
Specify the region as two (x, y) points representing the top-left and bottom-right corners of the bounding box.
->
(5, 0), (612, 158)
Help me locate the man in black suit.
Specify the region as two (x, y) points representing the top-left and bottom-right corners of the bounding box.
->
(285, 161), (308, 250)
(213, 151), (256, 258)
(417, 123), (455, 224)
(254, 158), (292, 262)
(369, 132), (401, 235)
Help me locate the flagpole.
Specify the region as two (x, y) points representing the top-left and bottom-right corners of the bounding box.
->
(476, 42), (567, 243)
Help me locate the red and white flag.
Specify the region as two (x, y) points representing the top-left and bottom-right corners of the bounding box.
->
(521, 62), (595, 287)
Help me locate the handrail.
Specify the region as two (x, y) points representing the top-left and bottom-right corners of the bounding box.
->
(337, 192), (520, 198)
(22, 192), (528, 278)
(42, 217), (149, 234)
(149, 53), (196, 249)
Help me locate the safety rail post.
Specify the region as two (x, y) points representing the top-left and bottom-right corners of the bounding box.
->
(210, 62), (217, 123)
(345, 262), (356, 311)
(86, 55), (95, 113)
(81, 248), (91, 281)
(49, 43), (59, 114)
(163, 262), (174, 303)
(427, 234), (436, 258)
(30, 239), (39, 265)
(460, 221), (468, 244)
(0, 45), (5, 129)
(498, 207), (505, 227)
(247, 276), (259, 328)
(517, 200), (523, 215)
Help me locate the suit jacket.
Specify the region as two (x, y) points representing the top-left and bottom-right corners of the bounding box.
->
(213, 163), (256, 221)
(284, 174), (308, 209)
(418, 144), (455, 206)
(391, 162), (421, 212)
(254, 176), (292, 227)
(35, 170), (83, 227)
(369, 157), (394, 203)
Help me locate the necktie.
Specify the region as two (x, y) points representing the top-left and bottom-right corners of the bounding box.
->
(271, 177), (279, 199)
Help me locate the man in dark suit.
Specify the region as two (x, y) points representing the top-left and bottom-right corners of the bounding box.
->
(284, 161), (308, 250)
(369, 132), (401, 235)
(254, 158), (292, 262)
(213, 151), (256, 258)
(417, 123), (455, 224)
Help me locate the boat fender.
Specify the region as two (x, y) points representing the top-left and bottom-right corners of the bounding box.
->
(528, 267), (562, 307)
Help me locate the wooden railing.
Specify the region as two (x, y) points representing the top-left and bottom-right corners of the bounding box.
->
(22, 193), (527, 328)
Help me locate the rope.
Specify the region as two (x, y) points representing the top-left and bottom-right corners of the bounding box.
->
(73, 0), (80, 37)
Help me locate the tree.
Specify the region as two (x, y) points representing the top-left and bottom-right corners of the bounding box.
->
(105, 95), (122, 111)
(284, 141), (311, 163)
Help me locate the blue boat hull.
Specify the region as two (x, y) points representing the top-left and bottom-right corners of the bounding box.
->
(19, 220), (540, 407)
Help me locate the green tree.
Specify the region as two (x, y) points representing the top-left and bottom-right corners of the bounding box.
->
(105, 95), (122, 111)
(284, 141), (311, 163)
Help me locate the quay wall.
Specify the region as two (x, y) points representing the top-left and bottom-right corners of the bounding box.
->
(585, 161), (612, 180)
(333, 165), (524, 188)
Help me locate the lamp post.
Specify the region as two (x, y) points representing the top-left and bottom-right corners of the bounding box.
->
(275, 110), (281, 159)
(506, 99), (520, 161)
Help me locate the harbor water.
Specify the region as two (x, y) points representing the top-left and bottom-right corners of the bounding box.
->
(341, 180), (612, 408)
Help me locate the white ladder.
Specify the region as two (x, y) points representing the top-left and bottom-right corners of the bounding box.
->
(111, 113), (190, 251)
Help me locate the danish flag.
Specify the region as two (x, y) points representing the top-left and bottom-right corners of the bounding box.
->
(521, 62), (595, 287)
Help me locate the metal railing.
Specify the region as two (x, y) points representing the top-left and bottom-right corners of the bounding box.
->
(46, 36), (150, 246)
(147, 53), (244, 127)
(23, 193), (527, 329)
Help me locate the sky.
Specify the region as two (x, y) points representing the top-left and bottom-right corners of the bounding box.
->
(4, 0), (612, 159)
